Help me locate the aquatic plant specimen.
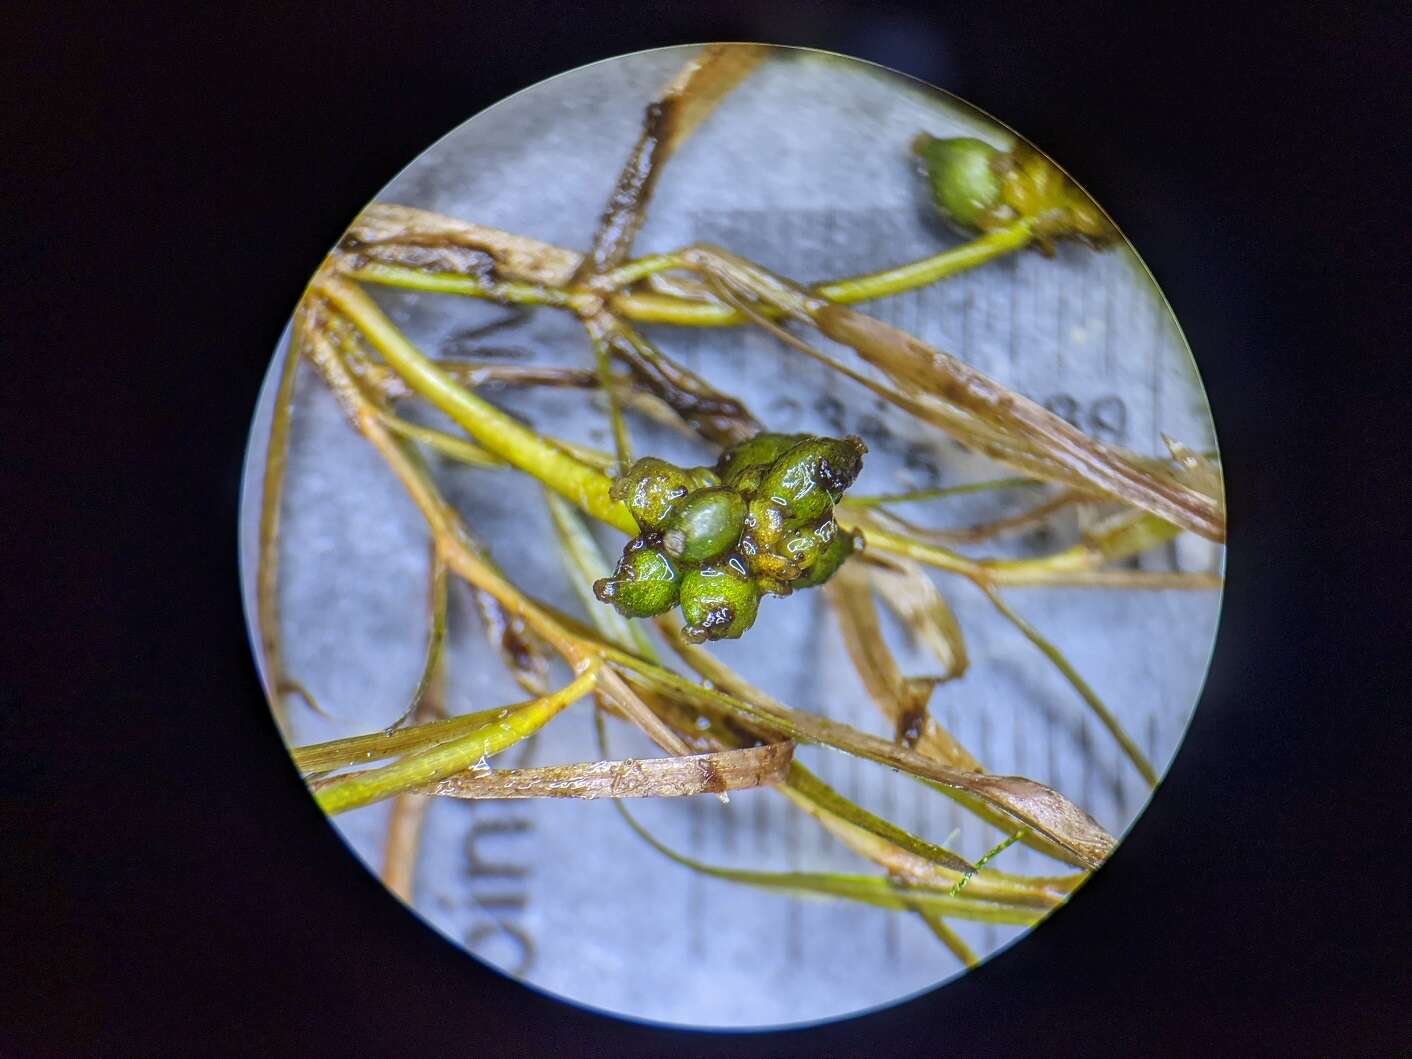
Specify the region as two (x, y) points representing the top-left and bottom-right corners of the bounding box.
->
(257, 44), (1224, 975)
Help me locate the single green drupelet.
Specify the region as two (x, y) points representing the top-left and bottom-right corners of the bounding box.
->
(591, 432), (868, 640)
(592, 539), (682, 618)
(912, 132), (1119, 249)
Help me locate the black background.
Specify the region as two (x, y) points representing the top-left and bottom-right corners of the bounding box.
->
(5, 1), (1406, 1054)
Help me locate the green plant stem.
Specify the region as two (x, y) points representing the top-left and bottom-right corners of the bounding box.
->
(293, 704), (516, 774)
(348, 222), (1035, 327)
(342, 261), (585, 309)
(312, 665), (600, 815)
(612, 798), (1043, 925)
(592, 252), (687, 290)
(815, 219), (1037, 304)
(377, 410), (503, 468)
(256, 331), (304, 738)
(851, 518), (1215, 589)
(315, 276), (637, 534)
(916, 910), (979, 966)
(950, 828), (1028, 896)
(543, 489), (655, 660)
(604, 643), (1115, 867)
(979, 582), (1159, 788)
(785, 763), (976, 876)
(385, 546), (449, 731)
(582, 313), (634, 467)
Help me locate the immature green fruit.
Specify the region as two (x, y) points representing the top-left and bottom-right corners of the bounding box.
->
(592, 543), (681, 618)
(679, 558), (761, 642)
(793, 527), (863, 588)
(758, 435), (868, 521)
(715, 432), (806, 487)
(725, 461), (768, 496)
(914, 135), (1004, 230)
(683, 466), (723, 491)
(609, 457), (696, 529)
(779, 517), (838, 574)
(662, 487), (746, 564)
(743, 494), (790, 548)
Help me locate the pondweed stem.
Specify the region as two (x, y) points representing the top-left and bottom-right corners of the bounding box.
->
(255, 324), (304, 739)
(315, 275), (638, 534)
(980, 581), (1159, 787)
(350, 221), (1038, 327)
(814, 218), (1037, 304)
(313, 665), (601, 815)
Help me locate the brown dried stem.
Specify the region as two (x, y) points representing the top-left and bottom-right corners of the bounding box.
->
(425, 741), (793, 800)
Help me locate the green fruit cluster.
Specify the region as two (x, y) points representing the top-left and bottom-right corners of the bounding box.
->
(912, 134), (1119, 248)
(592, 433), (868, 642)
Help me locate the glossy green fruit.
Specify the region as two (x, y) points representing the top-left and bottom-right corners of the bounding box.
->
(793, 526), (863, 588)
(914, 135), (1004, 230)
(716, 432), (806, 487)
(609, 457), (697, 529)
(662, 487), (746, 564)
(757, 436), (868, 521)
(683, 465), (722, 491)
(592, 543), (682, 618)
(679, 558), (761, 642)
(725, 462), (768, 496)
(779, 518), (836, 573)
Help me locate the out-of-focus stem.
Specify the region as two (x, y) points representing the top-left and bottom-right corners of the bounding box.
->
(256, 331), (303, 738)
(377, 410), (503, 469)
(915, 909), (979, 966)
(381, 793), (431, 903)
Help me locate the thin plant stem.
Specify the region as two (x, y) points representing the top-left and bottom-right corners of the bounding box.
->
(385, 546), (450, 731)
(314, 275), (637, 534)
(255, 331), (303, 737)
(582, 313), (634, 467)
(814, 219), (1037, 304)
(347, 213), (1036, 328)
(915, 910), (979, 966)
(949, 828), (1029, 896)
(611, 796), (1043, 925)
(312, 665), (601, 815)
(381, 792), (431, 903)
(341, 261), (584, 308)
(377, 410), (503, 469)
(979, 581), (1159, 788)
(293, 702), (526, 774)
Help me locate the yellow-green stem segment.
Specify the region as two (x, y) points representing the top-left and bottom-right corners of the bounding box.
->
(815, 219), (1036, 305)
(314, 665), (600, 814)
(316, 276), (638, 534)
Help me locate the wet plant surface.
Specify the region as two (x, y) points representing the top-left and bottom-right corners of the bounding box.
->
(242, 44), (1224, 1026)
